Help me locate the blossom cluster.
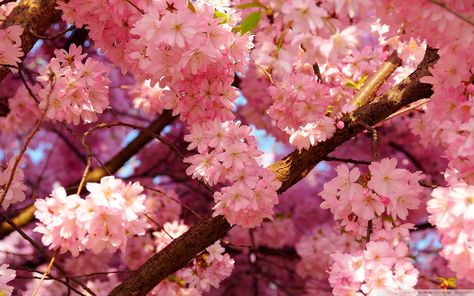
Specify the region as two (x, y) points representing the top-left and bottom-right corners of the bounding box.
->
(0, 264), (16, 296)
(184, 120), (281, 228)
(129, 79), (168, 115)
(37, 45), (111, 125)
(0, 85), (41, 135)
(130, 0), (251, 124)
(296, 224), (361, 281)
(0, 25), (23, 69)
(268, 67), (337, 150)
(34, 176), (147, 256)
(0, 157), (27, 209)
(58, 0), (250, 125)
(0, 1), (17, 21)
(329, 240), (418, 296)
(428, 180), (474, 280)
(57, 0), (143, 72)
(320, 158), (424, 238)
(409, 46), (474, 181)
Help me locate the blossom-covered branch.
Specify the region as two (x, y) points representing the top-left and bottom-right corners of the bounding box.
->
(0, 110), (175, 238)
(109, 47), (439, 296)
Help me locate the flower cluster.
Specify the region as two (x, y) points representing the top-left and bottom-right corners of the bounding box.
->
(0, 85), (41, 134)
(296, 225), (361, 280)
(0, 157), (27, 209)
(428, 180), (474, 280)
(34, 176), (147, 256)
(268, 67), (337, 150)
(37, 45), (110, 125)
(329, 240), (418, 296)
(320, 158), (424, 238)
(129, 79), (168, 115)
(59, 0), (251, 125)
(184, 120), (281, 228)
(0, 25), (23, 69)
(409, 45), (474, 180)
(57, 0), (143, 72)
(0, 264), (16, 296)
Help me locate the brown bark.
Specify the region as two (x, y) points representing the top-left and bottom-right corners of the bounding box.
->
(0, 0), (62, 113)
(0, 0), (62, 80)
(0, 110), (175, 238)
(109, 47), (439, 296)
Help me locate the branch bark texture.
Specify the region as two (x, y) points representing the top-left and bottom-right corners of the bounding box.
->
(0, 0), (61, 113)
(109, 47), (439, 296)
(0, 0), (61, 81)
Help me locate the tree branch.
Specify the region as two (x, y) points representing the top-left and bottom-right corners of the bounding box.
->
(0, 110), (175, 238)
(109, 48), (439, 296)
(0, 0), (61, 82)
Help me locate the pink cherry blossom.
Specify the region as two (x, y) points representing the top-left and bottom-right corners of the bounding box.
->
(0, 25), (23, 69)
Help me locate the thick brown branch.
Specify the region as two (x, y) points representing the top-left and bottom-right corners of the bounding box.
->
(109, 48), (439, 296)
(0, 110), (175, 238)
(0, 0), (61, 82)
(0, 0), (62, 115)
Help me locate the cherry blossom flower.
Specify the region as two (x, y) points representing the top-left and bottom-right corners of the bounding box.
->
(0, 264), (16, 296)
(37, 45), (110, 125)
(0, 158), (27, 209)
(0, 25), (23, 69)
(34, 177), (148, 256)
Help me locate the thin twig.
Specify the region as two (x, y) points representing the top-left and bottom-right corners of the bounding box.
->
(14, 275), (86, 296)
(0, 0), (17, 6)
(0, 212), (96, 295)
(144, 214), (174, 240)
(125, 0), (145, 14)
(29, 26), (77, 40)
(76, 155), (93, 195)
(357, 120), (379, 160)
(31, 249), (58, 296)
(144, 185), (203, 220)
(0, 74), (52, 207)
(377, 98), (430, 124)
(323, 156), (371, 165)
(18, 66), (39, 103)
(427, 0), (474, 27)
(83, 122), (184, 160)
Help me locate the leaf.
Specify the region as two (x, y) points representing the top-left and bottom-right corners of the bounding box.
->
(447, 277), (457, 288)
(357, 74), (368, 86)
(187, 0), (196, 13)
(214, 10), (228, 24)
(345, 79), (358, 88)
(236, 1), (267, 10)
(239, 11), (262, 34)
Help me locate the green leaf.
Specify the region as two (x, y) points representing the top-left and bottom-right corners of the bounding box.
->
(187, 0), (196, 13)
(354, 74), (368, 89)
(214, 10), (228, 24)
(236, 1), (267, 10)
(239, 11), (261, 33)
(344, 79), (357, 88)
